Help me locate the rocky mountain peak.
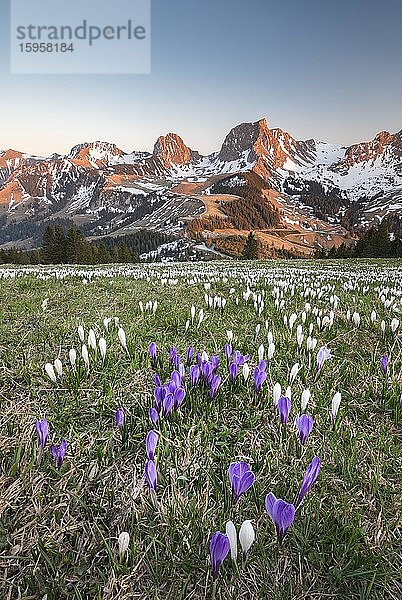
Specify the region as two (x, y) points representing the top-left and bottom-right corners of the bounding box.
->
(153, 133), (195, 167)
(67, 141), (125, 168)
(332, 129), (402, 173)
(218, 118), (316, 181)
(218, 119), (269, 163)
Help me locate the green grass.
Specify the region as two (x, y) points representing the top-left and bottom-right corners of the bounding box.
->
(0, 259), (401, 600)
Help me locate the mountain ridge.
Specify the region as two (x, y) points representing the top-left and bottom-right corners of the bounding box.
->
(1, 117), (401, 259)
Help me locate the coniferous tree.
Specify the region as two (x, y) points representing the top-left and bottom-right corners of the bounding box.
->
(95, 243), (112, 264)
(42, 226), (56, 264)
(53, 224), (67, 263)
(65, 228), (90, 263)
(242, 232), (259, 259)
(116, 240), (133, 263)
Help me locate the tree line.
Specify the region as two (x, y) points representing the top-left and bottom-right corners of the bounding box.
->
(316, 219), (402, 259)
(0, 225), (175, 265)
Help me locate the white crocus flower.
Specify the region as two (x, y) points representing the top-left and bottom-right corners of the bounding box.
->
(88, 329), (97, 352)
(332, 392), (342, 423)
(99, 338), (107, 362)
(352, 312), (360, 327)
(225, 521), (237, 561)
(301, 389), (311, 412)
(258, 344), (264, 362)
(77, 325), (85, 343)
(118, 531), (130, 559)
(296, 324), (303, 344)
(289, 313), (297, 331)
(267, 342), (275, 361)
(118, 327), (128, 353)
(239, 520), (255, 558)
(69, 348), (77, 368)
(273, 382), (281, 405)
(45, 363), (57, 383)
(391, 318), (399, 333)
(243, 362), (250, 381)
(289, 363), (300, 384)
(81, 345), (89, 370)
(54, 358), (63, 378)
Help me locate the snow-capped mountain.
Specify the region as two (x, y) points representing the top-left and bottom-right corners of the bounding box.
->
(0, 118), (401, 257)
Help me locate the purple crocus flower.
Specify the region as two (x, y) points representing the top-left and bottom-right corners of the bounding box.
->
(148, 342), (157, 361)
(232, 350), (250, 366)
(163, 393), (174, 417)
(201, 361), (213, 384)
(229, 362), (239, 382)
(146, 430), (158, 460)
(115, 408), (125, 428)
(145, 459), (157, 490)
(277, 396), (291, 425)
(154, 386), (167, 412)
(209, 532), (230, 581)
(153, 373), (162, 387)
(258, 359), (267, 372)
(316, 346), (331, 372)
(210, 355), (220, 373)
(295, 456), (321, 508)
(35, 418), (49, 448)
(224, 343), (233, 362)
(228, 461), (255, 504)
(171, 370), (181, 389)
(169, 346), (178, 363)
(173, 387), (186, 409)
(50, 439), (68, 468)
(210, 375), (221, 399)
(148, 407), (159, 425)
(186, 346), (195, 364)
(265, 492), (296, 543)
(296, 414), (314, 445)
(190, 364), (200, 388)
(254, 367), (267, 394)
(231, 350), (242, 365)
(178, 363), (185, 382)
(380, 354), (389, 375)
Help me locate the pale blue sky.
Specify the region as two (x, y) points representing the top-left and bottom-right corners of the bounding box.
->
(1, 0), (401, 156)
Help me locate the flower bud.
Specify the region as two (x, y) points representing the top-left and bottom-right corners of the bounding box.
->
(118, 531), (130, 559)
(239, 520), (255, 558)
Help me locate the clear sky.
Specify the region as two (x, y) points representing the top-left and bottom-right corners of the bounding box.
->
(1, 0), (401, 156)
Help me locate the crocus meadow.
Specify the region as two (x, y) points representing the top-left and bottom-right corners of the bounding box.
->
(1, 260), (401, 599)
